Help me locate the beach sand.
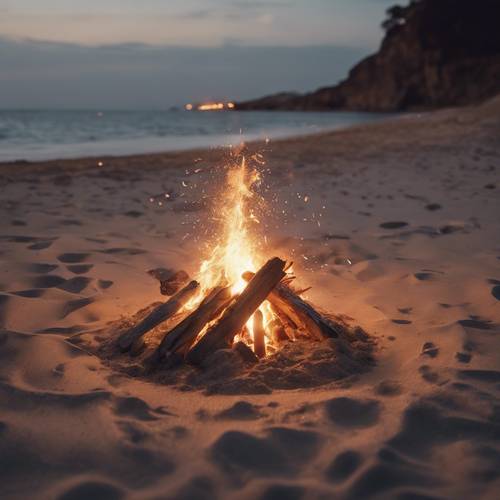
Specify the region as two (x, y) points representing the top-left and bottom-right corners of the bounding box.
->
(0, 97), (499, 500)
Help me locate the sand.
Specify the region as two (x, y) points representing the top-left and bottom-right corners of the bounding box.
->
(1, 96), (499, 500)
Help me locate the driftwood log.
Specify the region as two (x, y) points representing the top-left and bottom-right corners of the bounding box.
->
(185, 257), (286, 365)
(118, 280), (199, 352)
(253, 309), (266, 358)
(157, 285), (233, 359)
(242, 271), (340, 339)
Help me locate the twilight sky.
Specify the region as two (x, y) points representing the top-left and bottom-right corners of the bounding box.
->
(0, 0), (397, 109)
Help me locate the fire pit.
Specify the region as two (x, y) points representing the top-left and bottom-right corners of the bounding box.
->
(76, 152), (374, 394)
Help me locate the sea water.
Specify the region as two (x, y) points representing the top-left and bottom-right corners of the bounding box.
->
(0, 109), (392, 162)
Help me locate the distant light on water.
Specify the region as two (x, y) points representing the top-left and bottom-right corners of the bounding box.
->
(185, 101), (235, 111)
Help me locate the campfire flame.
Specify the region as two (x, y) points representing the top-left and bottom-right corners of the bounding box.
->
(187, 154), (276, 352)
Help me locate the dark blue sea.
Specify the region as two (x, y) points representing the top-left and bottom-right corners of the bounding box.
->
(0, 109), (392, 162)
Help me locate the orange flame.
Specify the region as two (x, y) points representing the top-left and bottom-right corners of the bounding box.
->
(196, 156), (260, 295)
(188, 155), (275, 352)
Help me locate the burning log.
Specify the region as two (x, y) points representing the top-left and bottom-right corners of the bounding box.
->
(157, 285), (233, 359)
(185, 257), (286, 365)
(253, 309), (266, 358)
(242, 272), (340, 340)
(117, 280), (199, 352)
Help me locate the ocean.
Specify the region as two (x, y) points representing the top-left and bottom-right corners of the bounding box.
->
(0, 109), (392, 162)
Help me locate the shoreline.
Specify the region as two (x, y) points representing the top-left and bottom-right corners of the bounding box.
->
(0, 109), (395, 165)
(0, 102), (486, 177)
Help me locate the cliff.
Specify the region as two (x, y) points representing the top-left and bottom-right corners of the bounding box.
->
(235, 0), (500, 112)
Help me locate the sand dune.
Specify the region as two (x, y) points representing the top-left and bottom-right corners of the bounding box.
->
(1, 97), (500, 499)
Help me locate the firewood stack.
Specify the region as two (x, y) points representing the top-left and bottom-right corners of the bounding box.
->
(117, 257), (342, 367)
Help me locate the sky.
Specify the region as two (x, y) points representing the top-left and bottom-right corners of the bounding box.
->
(0, 0), (397, 109)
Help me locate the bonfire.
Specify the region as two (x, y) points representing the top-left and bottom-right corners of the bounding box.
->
(115, 151), (360, 371)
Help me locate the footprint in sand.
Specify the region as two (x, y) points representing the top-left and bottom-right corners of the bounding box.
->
(56, 481), (124, 500)
(325, 450), (363, 483)
(58, 277), (92, 293)
(11, 220), (27, 226)
(0, 235), (37, 243)
(0, 294), (9, 325)
(458, 318), (495, 330)
(387, 394), (500, 459)
(215, 401), (264, 421)
(98, 247), (147, 256)
(375, 380), (402, 396)
(455, 352), (472, 363)
(98, 279), (113, 289)
(421, 342), (439, 358)
(85, 237), (107, 244)
(425, 203), (442, 211)
(418, 365), (445, 385)
(37, 325), (86, 334)
(116, 421), (150, 444)
(439, 223), (467, 235)
(30, 275), (92, 294)
(325, 397), (380, 428)
(26, 263), (58, 274)
(457, 369), (500, 384)
(59, 219), (83, 226)
(52, 363), (65, 377)
(31, 275), (66, 288)
(27, 240), (54, 250)
(397, 307), (412, 314)
(413, 272), (437, 281)
(11, 289), (46, 298)
(211, 427), (321, 478)
(392, 319), (412, 325)
(379, 221), (409, 229)
(67, 264), (93, 275)
(487, 279), (500, 300)
(124, 210), (144, 218)
(346, 450), (439, 499)
(113, 396), (172, 421)
(57, 253), (90, 263)
(60, 298), (95, 319)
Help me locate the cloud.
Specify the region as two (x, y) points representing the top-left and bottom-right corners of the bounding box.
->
(0, 0), (391, 49)
(0, 36), (368, 109)
(176, 0), (288, 23)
